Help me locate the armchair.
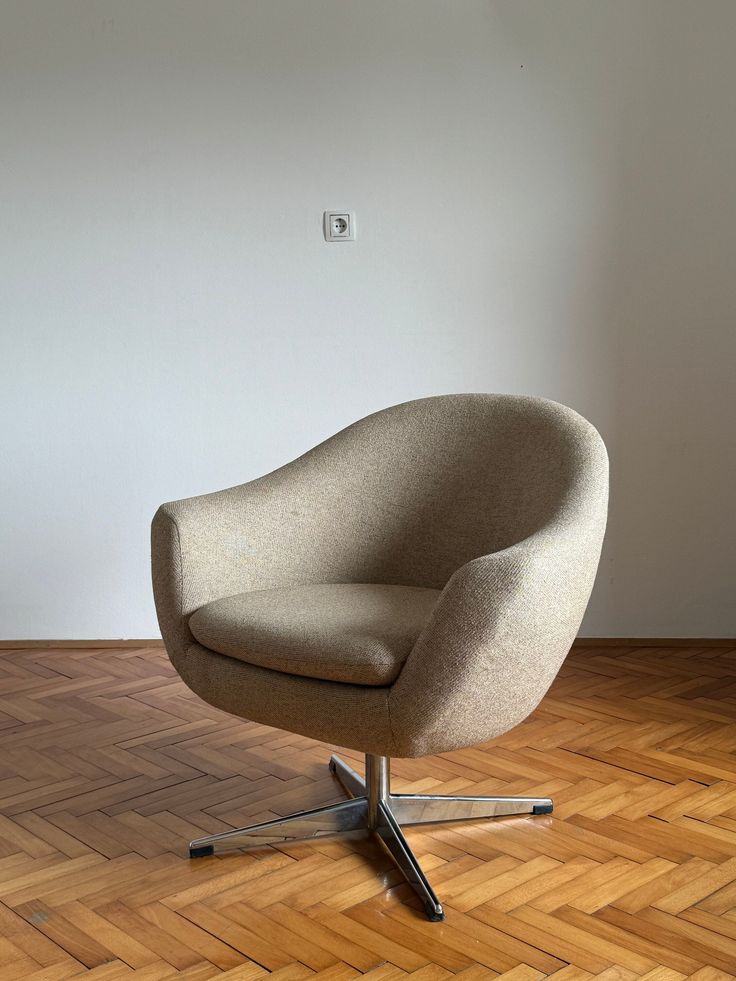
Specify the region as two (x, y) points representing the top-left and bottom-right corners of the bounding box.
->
(152, 393), (608, 920)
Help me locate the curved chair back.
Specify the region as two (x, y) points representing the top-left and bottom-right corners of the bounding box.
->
(236, 393), (606, 591)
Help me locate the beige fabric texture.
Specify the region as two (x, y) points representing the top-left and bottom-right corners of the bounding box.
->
(151, 393), (608, 758)
(189, 583), (441, 686)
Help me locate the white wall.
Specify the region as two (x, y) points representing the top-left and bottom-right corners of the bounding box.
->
(1, 1), (734, 639)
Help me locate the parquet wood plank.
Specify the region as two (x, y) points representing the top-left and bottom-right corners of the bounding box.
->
(0, 934), (45, 980)
(641, 906), (736, 963)
(568, 857), (677, 913)
(265, 902), (382, 973)
(2, 643), (736, 976)
(175, 900), (301, 971)
(467, 904), (614, 974)
(491, 856), (599, 912)
(306, 904), (431, 972)
(14, 897), (118, 969)
(685, 969), (736, 981)
(345, 904), (475, 973)
(381, 900), (567, 975)
(653, 857), (736, 913)
(592, 905), (735, 973)
(612, 857), (717, 914)
(91, 899), (207, 970)
(56, 898), (162, 969)
(219, 902), (343, 971)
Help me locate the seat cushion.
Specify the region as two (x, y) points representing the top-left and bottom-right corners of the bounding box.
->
(188, 583), (441, 686)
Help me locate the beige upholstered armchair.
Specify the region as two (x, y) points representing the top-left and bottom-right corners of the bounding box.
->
(152, 394), (608, 920)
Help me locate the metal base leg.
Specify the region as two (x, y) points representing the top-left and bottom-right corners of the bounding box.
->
(189, 797), (368, 855)
(189, 753), (553, 922)
(389, 792), (553, 825)
(375, 799), (445, 921)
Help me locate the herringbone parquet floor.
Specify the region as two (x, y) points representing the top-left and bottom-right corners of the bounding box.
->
(1, 643), (736, 980)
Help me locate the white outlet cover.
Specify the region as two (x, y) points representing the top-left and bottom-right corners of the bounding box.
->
(324, 211), (356, 241)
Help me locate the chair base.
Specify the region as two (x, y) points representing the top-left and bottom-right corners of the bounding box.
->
(189, 753), (553, 921)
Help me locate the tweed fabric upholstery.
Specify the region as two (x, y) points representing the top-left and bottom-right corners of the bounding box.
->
(188, 583), (441, 686)
(175, 642), (393, 755)
(151, 394), (608, 758)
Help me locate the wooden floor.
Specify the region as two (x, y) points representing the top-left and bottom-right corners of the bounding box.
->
(1, 645), (736, 980)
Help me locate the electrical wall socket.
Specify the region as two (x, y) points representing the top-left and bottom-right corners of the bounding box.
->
(324, 211), (356, 241)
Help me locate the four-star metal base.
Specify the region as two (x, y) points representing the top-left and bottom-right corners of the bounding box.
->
(189, 753), (553, 921)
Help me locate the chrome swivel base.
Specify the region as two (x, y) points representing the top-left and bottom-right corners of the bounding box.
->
(189, 753), (553, 921)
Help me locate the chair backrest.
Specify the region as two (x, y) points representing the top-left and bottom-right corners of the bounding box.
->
(251, 393), (606, 590)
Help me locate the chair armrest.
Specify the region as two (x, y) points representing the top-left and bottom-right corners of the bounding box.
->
(388, 501), (607, 758)
(151, 480), (291, 656)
